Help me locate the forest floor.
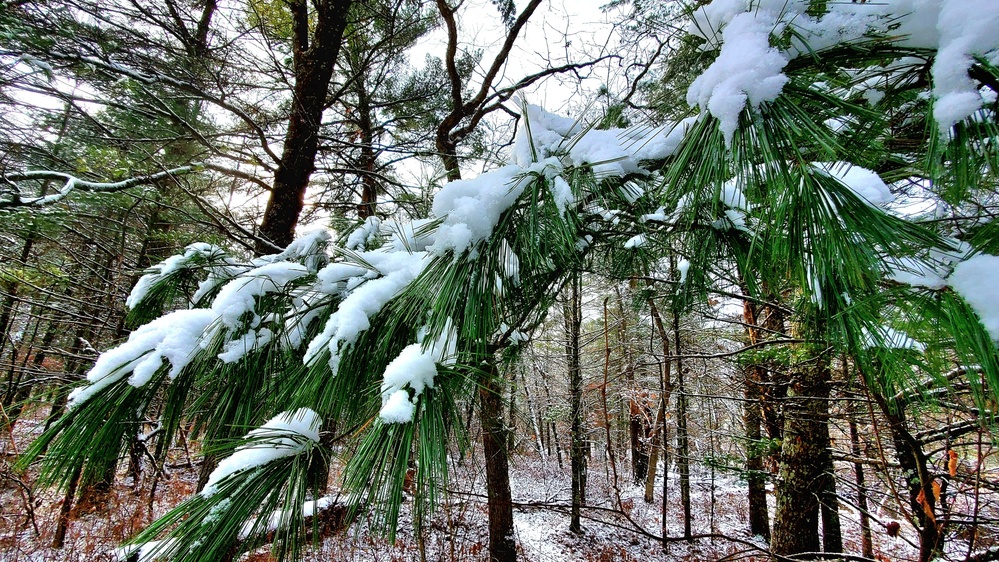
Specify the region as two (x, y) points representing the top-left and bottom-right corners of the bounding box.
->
(0, 405), (983, 562)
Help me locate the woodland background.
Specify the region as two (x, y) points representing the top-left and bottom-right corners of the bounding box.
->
(1, 1), (998, 561)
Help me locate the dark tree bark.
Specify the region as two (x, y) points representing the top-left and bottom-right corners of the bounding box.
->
(673, 304), (692, 541)
(480, 359), (516, 562)
(874, 392), (943, 562)
(0, 232), (34, 369)
(771, 361), (832, 555)
(356, 89), (378, 219)
(565, 271), (586, 534)
(744, 365), (771, 541)
(256, 0), (354, 254)
(52, 465), (82, 548)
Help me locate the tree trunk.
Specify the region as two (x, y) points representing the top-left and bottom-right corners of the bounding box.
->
(565, 271), (586, 534)
(256, 0), (354, 254)
(52, 465), (82, 548)
(741, 300), (770, 541)
(744, 366), (771, 541)
(0, 233), (34, 367)
(818, 401), (843, 553)
(644, 398), (666, 504)
(849, 418), (874, 559)
(480, 359), (516, 562)
(354, 73), (378, 219)
(771, 362), (831, 555)
(759, 302), (787, 444)
(438, 142), (462, 182)
(644, 291), (674, 552)
(673, 305), (691, 540)
(875, 392), (942, 562)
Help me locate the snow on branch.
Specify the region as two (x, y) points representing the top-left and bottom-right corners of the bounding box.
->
(1, 166), (200, 208)
(201, 409), (322, 497)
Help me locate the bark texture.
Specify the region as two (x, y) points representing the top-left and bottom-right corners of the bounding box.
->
(565, 272), (586, 534)
(771, 364), (830, 555)
(257, 0), (354, 254)
(481, 360), (516, 562)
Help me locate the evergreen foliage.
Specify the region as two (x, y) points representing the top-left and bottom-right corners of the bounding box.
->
(9, 0), (999, 560)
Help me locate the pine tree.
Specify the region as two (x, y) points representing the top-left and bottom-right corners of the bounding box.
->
(15, 2), (999, 561)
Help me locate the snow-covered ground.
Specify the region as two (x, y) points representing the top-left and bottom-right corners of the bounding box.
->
(4, 403), (996, 561)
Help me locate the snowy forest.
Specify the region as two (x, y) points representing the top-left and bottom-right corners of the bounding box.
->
(1, 0), (999, 561)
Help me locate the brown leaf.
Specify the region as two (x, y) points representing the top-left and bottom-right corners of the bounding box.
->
(917, 488), (936, 523)
(948, 450), (958, 478)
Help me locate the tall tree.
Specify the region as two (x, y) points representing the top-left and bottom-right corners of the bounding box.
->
(256, 0), (354, 253)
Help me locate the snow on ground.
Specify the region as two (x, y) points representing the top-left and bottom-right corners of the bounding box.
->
(3, 403), (995, 561)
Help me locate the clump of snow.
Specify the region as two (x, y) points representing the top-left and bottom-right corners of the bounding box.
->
(254, 228), (331, 273)
(686, 5), (792, 146)
(568, 130), (648, 178)
(217, 328), (273, 364)
(642, 206), (668, 223)
(429, 165), (527, 256)
(948, 253), (999, 342)
(549, 176), (575, 215)
(386, 218), (437, 252)
(677, 259), (691, 284)
(513, 100), (581, 166)
(931, 1), (999, 133)
(813, 162), (893, 206)
(345, 216), (382, 251)
(316, 262), (372, 295)
(516, 102), (690, 178)
(304, 250), (430, 374)
(126, 243), (230, 309)
(566, 120), (692, 179)
(862, 325), (926, 352)
(589, 205), (622, 225)
(212, 262), (309, 330)
(201, 408), (321, 497)
(378, 320), (457, 424)
(498, 239), (520, 286)
(719, 181), (749, 210)
(238, 496), (337, 540)
(380, 388), (417, 424)
(68, 308), (217, 409)
(624, 234), (648, 249)
(686, 0), (999, 142)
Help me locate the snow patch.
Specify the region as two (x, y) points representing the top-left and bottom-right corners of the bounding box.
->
(201, 408), (321, 497)
(948, 253), (999, 342)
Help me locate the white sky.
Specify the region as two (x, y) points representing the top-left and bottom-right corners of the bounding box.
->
(407, 0), (628, 113)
